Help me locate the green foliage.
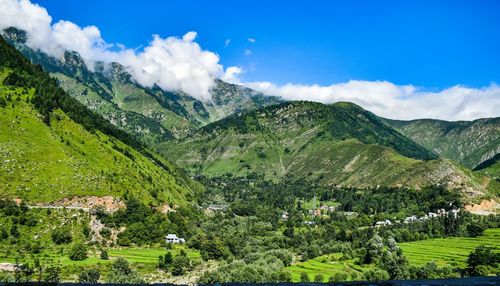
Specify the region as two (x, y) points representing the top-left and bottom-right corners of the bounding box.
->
(100, 250), (109, 260)
(106, 257), (143, 284)
(171, 255), (191, 276)
(363, 268), (390, 282)
(78, 268), (100, 283)
(466, 246), (500, 276)
(313, 273), (324, 282)
(51, 227), (72, 245)
(68, 243), (88, 261)
(299, 271), (309, 282)
(158, 251), (173, 270)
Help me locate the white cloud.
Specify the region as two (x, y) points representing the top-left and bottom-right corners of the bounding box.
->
(244, 49), (252, 56)
(224, 38), (231, 47)
(0, 0), (498, 120)
(246, 80), (500, 120)
(221, 66), (243, 84)
(0, 0), (234, 101)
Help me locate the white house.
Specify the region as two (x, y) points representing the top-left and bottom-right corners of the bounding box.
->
(375, 220), (392, 227)
(165, 234), (185, 244)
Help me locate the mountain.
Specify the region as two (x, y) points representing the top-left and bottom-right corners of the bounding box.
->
(1, 27), (280, 144)
(0, 35), (202, 205)
(158, 101), (499, 201)
(386, 118), (500, 179)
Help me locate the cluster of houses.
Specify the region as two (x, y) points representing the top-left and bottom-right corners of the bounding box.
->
(375, 209), (460, 227)
(309, 205), (337, 216)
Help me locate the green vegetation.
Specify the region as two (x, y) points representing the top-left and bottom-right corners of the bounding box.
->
(0, 35), (203, 205)
(4, 27), (280, 141)
(399, 228), (500, 267)
(285, 253), (367, 282)
(159, 101), (498, 199)
(386, 117), (500, 170)
(1, 29), (499, 284)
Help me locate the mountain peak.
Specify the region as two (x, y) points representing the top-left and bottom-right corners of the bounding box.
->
(1, 27), (28, 44)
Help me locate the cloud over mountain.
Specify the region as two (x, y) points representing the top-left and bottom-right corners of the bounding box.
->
(1, 0), (499, 120)
(247, 81), (500, 121)
(0, 0), (231, 101)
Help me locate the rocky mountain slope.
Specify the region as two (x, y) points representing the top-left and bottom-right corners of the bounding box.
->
(0, 35), (202, 205)
(158, 101), (499, 201)
(1, 27), (280, 144)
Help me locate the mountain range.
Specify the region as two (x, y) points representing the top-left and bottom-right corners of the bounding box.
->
(157, 101), (499, 201)
(1, 26), (499, 206)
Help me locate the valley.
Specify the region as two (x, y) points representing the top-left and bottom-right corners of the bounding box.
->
(0, 22), (499, 284)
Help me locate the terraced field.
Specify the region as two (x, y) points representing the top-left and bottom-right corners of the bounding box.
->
(284, 253), (369, 282)
(284, 229), (500, 282)
(399, 228), (500, 267)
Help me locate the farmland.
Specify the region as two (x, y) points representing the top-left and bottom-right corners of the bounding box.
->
(399, 228), (500, 267)
(284, 253), (369, 282)
(284, 228), (500, 282)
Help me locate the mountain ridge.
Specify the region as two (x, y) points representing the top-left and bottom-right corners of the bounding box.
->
(0, 34), (202, 205)
(158, 101), (499, 201)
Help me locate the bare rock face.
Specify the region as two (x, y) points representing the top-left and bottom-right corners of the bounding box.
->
(465, 199), (500, 215)
(55, 196), (126, 213)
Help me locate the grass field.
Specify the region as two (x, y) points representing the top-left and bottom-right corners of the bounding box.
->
(399, 228), (500, 267)
(284, 253), (369, 282)
(0, 244), (200, 266)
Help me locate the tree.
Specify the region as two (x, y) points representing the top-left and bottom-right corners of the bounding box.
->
(100, 250), (109, 260)
(14, 259), (33, 283)
(276, 271), (292, 282)
(171, 255), (190, 276)
(314, 273), (324, 282)
(43, 264), (61, 283)
(466, 246), (500, 276)
(332, 271), (348, 282)
(159, 251), (173, 270)
(68, 243), (88, 261)
(78, 269), (100, 283)
(51, 227), (72, 244)
(363, 269), (389, 282)
(300, 272), (309, 282)
(106, 257), (143, 284)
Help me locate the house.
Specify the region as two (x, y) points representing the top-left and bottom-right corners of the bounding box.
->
(281, 211), (289, 220)
(207, 204), (227, 211)
(165, 234), (185, 244)
(375, 220), (392, 227)
(404, 215), (418, 224)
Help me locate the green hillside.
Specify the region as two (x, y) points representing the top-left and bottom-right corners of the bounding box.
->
(386, 117), (500, 171)
(0, 36), (201, 205)
(158, 101), (498, 199)
(2, 27), (280, 143)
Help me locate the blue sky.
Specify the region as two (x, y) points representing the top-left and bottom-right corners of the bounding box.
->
(32, 0), (500, 89)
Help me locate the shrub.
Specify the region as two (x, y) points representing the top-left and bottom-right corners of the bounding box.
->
(171, 255), (190, 276)
(300, 272), (309, 282)
(100, 250), (109, 260)
(106, 257), (143, 284)
(314, 273), (324, 282)
(51, 227), (72, 244)
(68, 243), (88, 261)
(78, 269), (100, 283)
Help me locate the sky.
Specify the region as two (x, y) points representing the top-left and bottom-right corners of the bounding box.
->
(1, 0), (499, 120)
